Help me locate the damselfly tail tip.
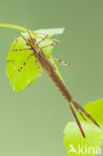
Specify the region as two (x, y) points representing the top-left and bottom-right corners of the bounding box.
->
(94, 121), (100, 128)
(79, 124), (86, 138)
(68, 102), (86, 138)
(71, 98), (100, 127)
(82, 131), (86, 138)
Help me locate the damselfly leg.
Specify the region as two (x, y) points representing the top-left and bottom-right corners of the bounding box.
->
(12, 38), (32, 52)
(41, 39), (60, 49)
(37, 34), (49, 45)
(7, 53), (34, 72)
(49, 56), (71, 66)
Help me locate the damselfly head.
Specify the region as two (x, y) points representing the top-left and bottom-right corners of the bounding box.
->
(26, 37), (36, 46)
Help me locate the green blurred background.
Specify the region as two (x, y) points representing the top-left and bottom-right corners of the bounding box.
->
(0, 0), (103, 155)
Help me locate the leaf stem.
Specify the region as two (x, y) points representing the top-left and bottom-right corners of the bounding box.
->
(0, 23), (38, 37)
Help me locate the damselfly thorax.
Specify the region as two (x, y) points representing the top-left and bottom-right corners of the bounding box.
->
(10, 30), (100, 138)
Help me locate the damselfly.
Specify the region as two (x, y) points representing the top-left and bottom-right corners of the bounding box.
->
(11, 29), (100, 138)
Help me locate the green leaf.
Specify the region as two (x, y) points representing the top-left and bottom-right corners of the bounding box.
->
(78, 99), (103, 124)
(35, 28), (64, 37)
(64, 122), (102, 156)
(64, 99), (103, 156)
(6, 28), (64, 91)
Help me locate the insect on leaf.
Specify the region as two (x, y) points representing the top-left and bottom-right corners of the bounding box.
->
(6, 28), (64, 91)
